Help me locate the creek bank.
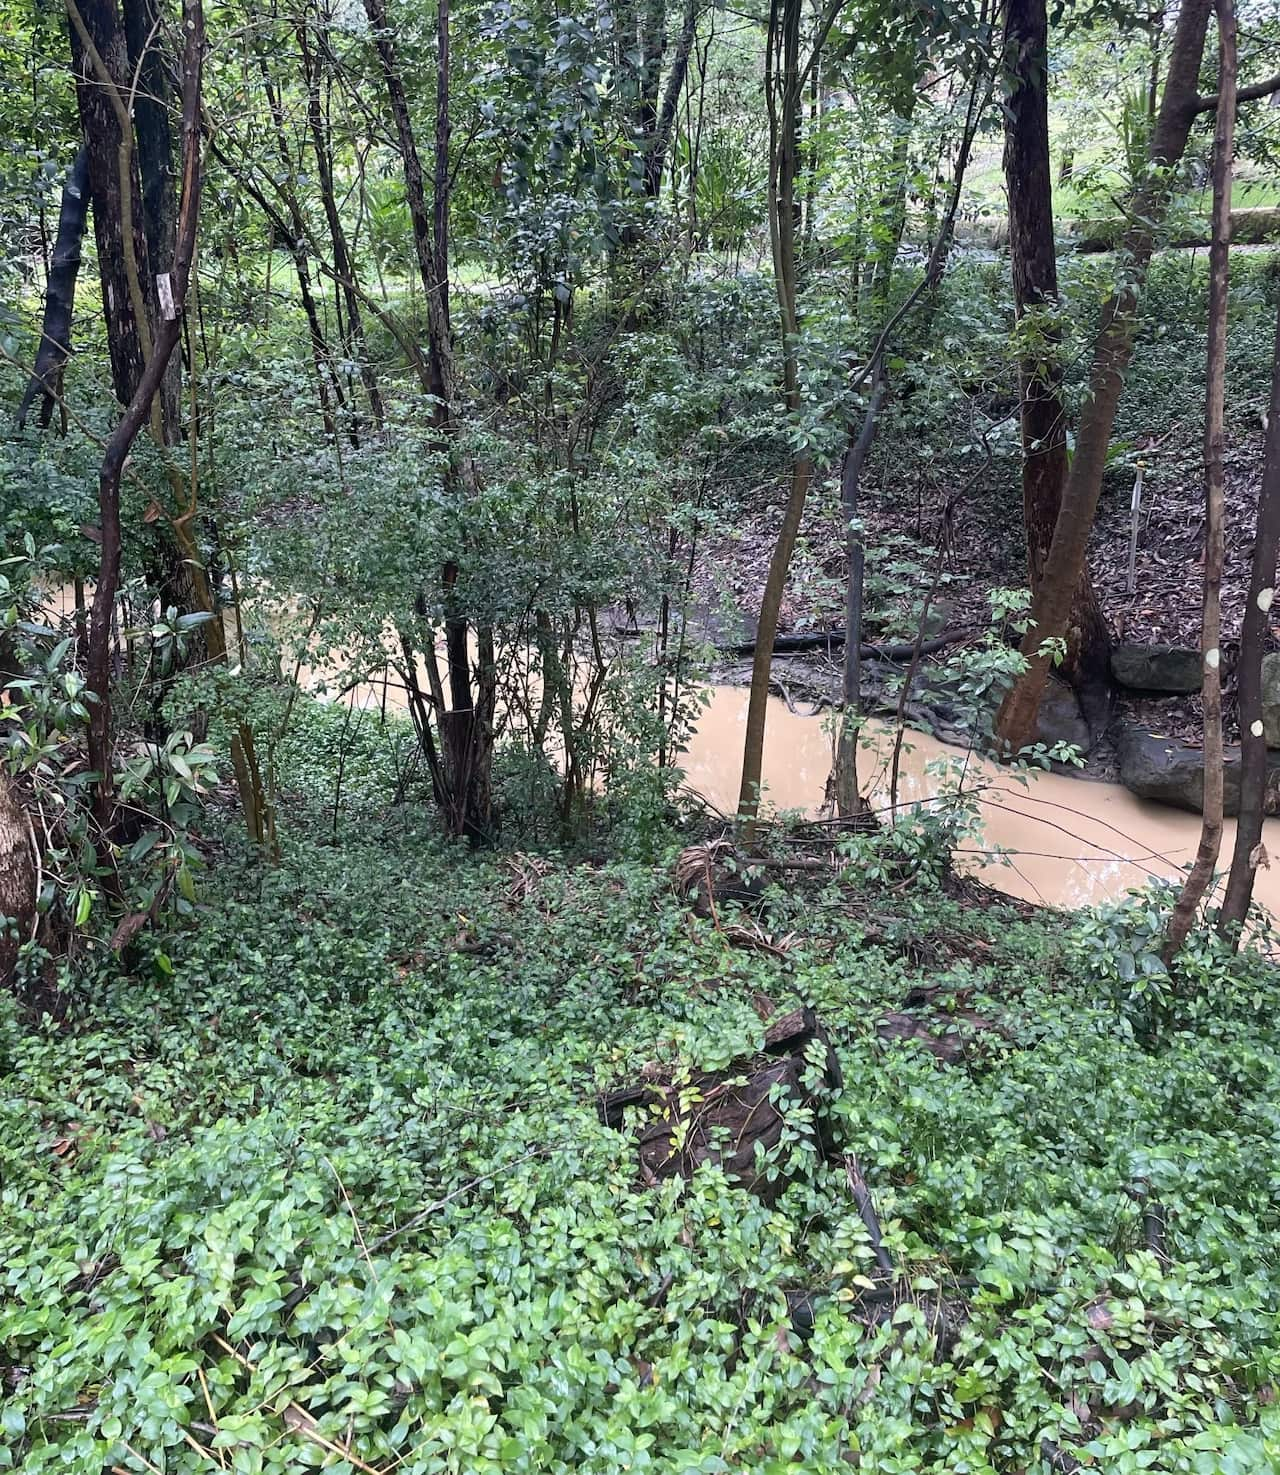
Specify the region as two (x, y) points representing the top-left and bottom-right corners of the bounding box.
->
(713, 628), (1280, 817)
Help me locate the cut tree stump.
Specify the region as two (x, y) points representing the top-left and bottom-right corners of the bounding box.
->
(599, 1006), (842, 1203)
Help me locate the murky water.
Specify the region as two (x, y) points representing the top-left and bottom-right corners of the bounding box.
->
(679, 686), (1280, 918)
(35, 581), (1279, 918)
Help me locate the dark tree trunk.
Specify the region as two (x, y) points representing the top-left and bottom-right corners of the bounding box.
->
(1220, 306), (1280, 938)
(68, 0), (152, 408)
(19, 144), (89, 430)
(995, 0), (1213, 750)
(85, 0), (204, 861)
(645, 0), (699, 198)
(363, 0), (493, 840)
(1003, 0), (1110, 696)
(123, 0), (180, 437)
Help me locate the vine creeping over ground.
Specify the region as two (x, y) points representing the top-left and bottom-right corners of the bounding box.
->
(4, 710), (1280, 1474)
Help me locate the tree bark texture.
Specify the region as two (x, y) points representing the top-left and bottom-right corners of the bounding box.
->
(1165, 0), (1235, 960)
(86, 0), (204, 854)
(18, 144), (89, 430)
(1219, 305), (1280, 937)
(995, 0), (1213, 751)
(1002, 0), (1110, 691)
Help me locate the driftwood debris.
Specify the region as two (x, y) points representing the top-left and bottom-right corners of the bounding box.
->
(599, 1006), (843, 1203)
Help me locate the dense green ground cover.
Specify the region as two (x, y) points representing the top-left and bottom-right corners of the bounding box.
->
(5, 709), (1280, 1474)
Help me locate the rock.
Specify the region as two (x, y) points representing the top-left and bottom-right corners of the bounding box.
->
(1036, 678), (1090, 752)
(1116, 726), (1280, 816)
(1110, 643), (1202, 694)
(1261, 653), (1280, 747)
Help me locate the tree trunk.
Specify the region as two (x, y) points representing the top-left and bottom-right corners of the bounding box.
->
(297, 17), (385, 427)
(18, 144), (89, 430)
(737, 0), (809, 835)
(1003, 0), (1109, 695)
(122, 0), (179, 436)
(1219, 306), (1280, 938)
(995, 0), (1213, 751)
(67, 0), (151, 408)
(833, 370), (885, 816)
(1164, 0), (1234, 961)
(0, 774), (36, 990)
(646, 0), (699, 198)
(363, 0), (493, 840)
(85, 0), (204, 859)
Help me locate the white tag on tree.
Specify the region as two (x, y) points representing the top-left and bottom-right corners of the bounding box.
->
(156, 272), (176, 320)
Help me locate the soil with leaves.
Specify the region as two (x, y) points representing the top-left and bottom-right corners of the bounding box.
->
(701, 251), (1280, 751)
(4, 703), (1280, 1474)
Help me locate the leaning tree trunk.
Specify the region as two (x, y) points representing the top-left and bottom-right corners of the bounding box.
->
(1219, 304), (1280, 939)
(0, 774), (36, 990)
(18, 144), (89, 430)
(1003, 0), (1110, 697)
(297, 18), (385, 427)
(645, 0), (699, 198)
(995, 0), (1213, 751)
(1164, 0), (1235, 961)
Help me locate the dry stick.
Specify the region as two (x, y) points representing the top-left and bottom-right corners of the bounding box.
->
(369, 1147), (549, 1250)
(208, 1335), (386, 1475)
(1165, 0), (1236, 962)
(1219, 312), (1280, 937)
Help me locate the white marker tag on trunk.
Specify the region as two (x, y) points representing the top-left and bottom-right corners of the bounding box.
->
(156, 272), (176, 320)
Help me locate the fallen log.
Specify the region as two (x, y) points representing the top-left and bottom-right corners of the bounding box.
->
(725, 627), (973, 660)
(1072, 205), (1280, 254)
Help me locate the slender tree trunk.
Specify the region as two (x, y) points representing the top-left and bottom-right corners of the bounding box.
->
(737, 0), (809, 835)
(1003, 0), (1109, 695)
(0, 774), (36, 990)
(85, 0), (204, 859)
(1219, 307), (1280, 938)
(122, 0), (179, 436)
(67, 0), (151, 407)
(833, 370), (885, 816)
(646, 0), (699, 198)
(297, 17), (384, 426)
(18, 144), (89, 429)
(255, 55), (350, 433)
(363, 0), (491, 839)
(995, 0), (1213, 751)
(1165, 0), (1235, 960)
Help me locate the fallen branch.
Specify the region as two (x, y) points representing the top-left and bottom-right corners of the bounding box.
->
(725, 627), (973, 660)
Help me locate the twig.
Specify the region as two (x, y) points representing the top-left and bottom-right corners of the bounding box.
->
(208, 1335), (386, 1475)
(369, 1148), (549, 1249)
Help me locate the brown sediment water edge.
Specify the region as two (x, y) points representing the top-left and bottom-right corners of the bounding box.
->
(677, 685), (1280, 921)
(31, 581), (1280, 921)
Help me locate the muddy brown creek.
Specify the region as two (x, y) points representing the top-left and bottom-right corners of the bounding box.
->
(678, 686), (1280, 918)
(37, 582), (1279, 918)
